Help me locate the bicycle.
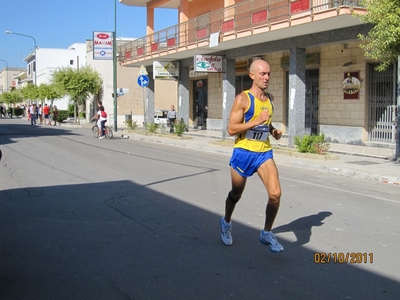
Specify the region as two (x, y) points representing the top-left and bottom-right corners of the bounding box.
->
(91, 121), (113, 139)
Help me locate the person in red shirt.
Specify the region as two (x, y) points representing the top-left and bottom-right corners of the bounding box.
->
(43, 104), (51, 125)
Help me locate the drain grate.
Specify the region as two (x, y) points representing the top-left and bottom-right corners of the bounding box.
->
(346, 161), (380, 166)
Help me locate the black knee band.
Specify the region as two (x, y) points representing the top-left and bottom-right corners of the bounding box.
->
(228, 192), (239, 204)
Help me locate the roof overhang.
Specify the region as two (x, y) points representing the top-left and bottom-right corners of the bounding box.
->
(23, 51), (35, 62)
(119, 0), (179, 9)
(12, 71), (27, 79)
(19, 78), (33, 83)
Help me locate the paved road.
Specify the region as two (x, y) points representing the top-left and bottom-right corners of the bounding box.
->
(1, 121), (399, 299)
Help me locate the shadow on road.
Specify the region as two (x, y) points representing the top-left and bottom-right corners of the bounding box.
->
(0, 179), (398, 300)
(0, 122), (80, 147)
(273, 211), (332, 246)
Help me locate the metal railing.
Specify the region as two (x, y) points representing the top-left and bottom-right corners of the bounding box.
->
(118, 0), (364, 63)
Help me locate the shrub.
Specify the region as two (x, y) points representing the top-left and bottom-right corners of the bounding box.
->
(68, 104), (75, 117)
(147, 122), (159, 133)
(294, 134), (330, 154)
(174, 120), (187, 136)
(12, 108), (24, 116)
(125, 119), (138, 130)
(57, 110), (69, 123)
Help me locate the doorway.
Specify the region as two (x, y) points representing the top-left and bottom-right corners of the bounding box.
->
(193, 79), (208, 128)
(367, 63), (397, 143)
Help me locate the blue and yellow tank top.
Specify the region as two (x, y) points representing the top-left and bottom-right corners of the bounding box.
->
(234, 90), (274, 152)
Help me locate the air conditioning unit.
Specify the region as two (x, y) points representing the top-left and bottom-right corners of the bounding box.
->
(247, 57), (262, 69)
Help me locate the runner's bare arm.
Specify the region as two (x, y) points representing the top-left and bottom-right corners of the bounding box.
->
(227, 92), (270, 136)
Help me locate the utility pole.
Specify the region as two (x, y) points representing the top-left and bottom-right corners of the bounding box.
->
(113, 0), (118, 132)
(396, 56), (400, 161)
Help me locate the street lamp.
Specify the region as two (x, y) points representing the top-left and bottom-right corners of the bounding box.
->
(5, 30), (37, 85)
(0, 59), (9, 92)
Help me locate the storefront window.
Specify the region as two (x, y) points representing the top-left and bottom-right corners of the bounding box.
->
(235, 75), (252, 95)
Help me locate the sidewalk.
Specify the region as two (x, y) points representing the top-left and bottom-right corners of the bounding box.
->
(111, 127), (400, 186)
(56, 119), (400, 186)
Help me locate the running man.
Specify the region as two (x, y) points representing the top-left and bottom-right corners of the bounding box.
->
(220, 59), (284, 253)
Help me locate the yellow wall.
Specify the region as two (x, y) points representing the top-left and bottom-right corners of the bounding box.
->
(155, 79), (178, 110)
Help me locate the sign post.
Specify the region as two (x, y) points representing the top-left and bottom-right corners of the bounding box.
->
(137, 70), (149, 134)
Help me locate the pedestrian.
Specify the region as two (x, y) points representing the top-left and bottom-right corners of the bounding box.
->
(167, 105), (177, 133)
(43, 104), (51, 125)
(38, 104), (43, 125)
(0, 105), (5, 118)
(52, 105), (59, 126)
(30, 104), (37, 125)
(220, 59), (284, 253)
(27, 105), (31, 122)
(7, 107), (13, 118)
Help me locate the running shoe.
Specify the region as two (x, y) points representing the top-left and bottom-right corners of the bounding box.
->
(220, 217), (233, 246)
(260, 230), (284, 253)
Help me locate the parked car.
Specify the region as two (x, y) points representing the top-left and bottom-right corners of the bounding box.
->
(154, 109), (169, 125)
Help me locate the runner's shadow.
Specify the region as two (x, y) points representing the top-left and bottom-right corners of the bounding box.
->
(274, 211), (332, 246)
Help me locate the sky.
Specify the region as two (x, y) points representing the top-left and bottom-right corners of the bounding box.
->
(0, 0), (178, 68)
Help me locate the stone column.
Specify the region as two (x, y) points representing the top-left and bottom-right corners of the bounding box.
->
(288, 47), (306, 147)
(179, 65), (190, 130)
(222, 58), (236, 139)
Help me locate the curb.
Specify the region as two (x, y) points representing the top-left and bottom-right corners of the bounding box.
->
(56, 124), (400, 186)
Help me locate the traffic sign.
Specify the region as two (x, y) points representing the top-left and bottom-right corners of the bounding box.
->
(137, 75), (149, 88)
(138, 65), (148, 75)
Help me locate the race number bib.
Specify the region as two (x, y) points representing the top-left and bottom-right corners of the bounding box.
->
(245, 125), (269, 141)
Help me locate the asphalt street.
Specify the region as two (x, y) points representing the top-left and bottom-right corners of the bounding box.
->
(0, 119), (399, 300)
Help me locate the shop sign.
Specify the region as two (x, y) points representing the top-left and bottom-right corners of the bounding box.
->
(153, 61), (179, 79)
(194, 55), (223, 72)
(93, 31), (113, 60)
(342, 72), (361, 99)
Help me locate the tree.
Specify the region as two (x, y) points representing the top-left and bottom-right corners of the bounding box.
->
(20, 84), (39, 104)
(357, 0), (400, 71)
(51, 66), (102, 124)
(0, 90), (22, 106)
(357, 0), (400, 161)
(38, 83), (62, 107)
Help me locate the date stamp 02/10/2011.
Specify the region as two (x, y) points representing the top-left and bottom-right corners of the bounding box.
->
(314, 252), (374, 264)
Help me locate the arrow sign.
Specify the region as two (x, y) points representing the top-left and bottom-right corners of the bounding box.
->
(137, 75), (149, 88)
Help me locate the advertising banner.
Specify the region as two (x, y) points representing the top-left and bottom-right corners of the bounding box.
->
(93, 31), (113, 60)
(153, 61), (179, 79)
(194, 55), (223, 72)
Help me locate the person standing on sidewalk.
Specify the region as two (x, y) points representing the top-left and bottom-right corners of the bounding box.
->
(220, 59), (284, 253)
(167, 105), (177, 133)
(43, 104), (51, 125)
(29, 104), (37, 125)
(38, 104), (43, 125)
(52, 105), (59, 126)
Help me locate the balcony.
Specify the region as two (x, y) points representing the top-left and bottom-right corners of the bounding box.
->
(119, 0), (366, 67)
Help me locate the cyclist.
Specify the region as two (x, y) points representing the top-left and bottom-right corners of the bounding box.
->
(92, 105), (107, 139)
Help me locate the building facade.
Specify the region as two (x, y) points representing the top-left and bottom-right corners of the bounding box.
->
(11, 43), (88, 109)
(0, 67), (25, 94)
(117, 0), (398, 146)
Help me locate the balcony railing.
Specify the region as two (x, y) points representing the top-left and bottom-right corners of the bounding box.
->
(118, 0), (365, 64)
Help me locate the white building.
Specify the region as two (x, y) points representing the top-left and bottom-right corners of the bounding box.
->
(23, 43), (87, 109)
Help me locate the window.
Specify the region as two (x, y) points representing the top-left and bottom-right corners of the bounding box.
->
(70, 60), (74, 65)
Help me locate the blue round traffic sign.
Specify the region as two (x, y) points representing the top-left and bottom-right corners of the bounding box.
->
(137, 75), (149, 88)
